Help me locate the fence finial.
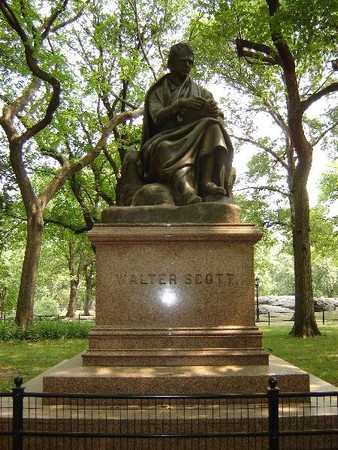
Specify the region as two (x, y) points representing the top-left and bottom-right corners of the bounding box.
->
(14, 377), (23, 388)
(268, 376), (278, 389)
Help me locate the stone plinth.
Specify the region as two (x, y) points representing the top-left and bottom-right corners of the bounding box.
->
(81, 220), (268, 368)
(43, 203), (310, 395)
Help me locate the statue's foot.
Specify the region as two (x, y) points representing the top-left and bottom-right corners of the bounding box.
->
(178, 188), (202, 206)
(201, 182), (226, 196)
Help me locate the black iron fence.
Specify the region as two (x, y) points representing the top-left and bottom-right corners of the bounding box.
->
(0, 377), (337, 450)
(1, 314), (93, 322)
(1, 309), (337, 325)
(256, 310), (338, 326)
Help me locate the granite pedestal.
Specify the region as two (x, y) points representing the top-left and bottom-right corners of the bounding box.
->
(43, 203), (310, 394)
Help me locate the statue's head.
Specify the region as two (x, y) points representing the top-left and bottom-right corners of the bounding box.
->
(167, 42), (194, 70)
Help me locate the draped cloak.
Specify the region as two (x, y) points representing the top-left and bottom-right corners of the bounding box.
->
(139, 74), (234, 195)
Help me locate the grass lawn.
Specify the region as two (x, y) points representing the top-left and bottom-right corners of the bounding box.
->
(0, 325), (337, 392)
(0, 339), (88, 392)
(261, 324), (338, 387)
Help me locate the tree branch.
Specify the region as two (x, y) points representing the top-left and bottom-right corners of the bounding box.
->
(233, 134), (288, 170)
(51, 8), (84, 34)
(44, 217), (88, 234)
(39, 106), (144, 205)
(0, 2), (63, 145)
(70, 173), (95, 230)
(236, 37), (281, 66)
(130, 0), (157, 80)
(40, 146), (67, 166)
(103, 147), (121, 180)
(111, 88), (138, 111)
(91, 162), (114, 206)
(0, 1), (28, 41)
(19, 48), (61, 144)
(301, 82), (338, 113)
(40, 1), (69, 39)
(311, 119), (338, 148)
(0, 79), (40, 140)
(266, 0), (295, 73)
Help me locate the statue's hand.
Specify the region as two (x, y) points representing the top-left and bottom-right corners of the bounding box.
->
(204, 99), (220, 118)
(176, 97), (223, 124)
(179, 96), (208, 110)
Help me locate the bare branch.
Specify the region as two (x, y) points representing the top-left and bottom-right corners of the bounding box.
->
(311, 119), (338, 148)
(236, 184), (289, 198)
(130, 0), (157, 80)
(233, 134), (288, 170)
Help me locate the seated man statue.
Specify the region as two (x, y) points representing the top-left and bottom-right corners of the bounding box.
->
(117, 42), (235, 207)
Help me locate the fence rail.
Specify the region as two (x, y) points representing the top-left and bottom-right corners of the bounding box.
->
(0, 377), (337, 450)
(256, 309), (338, 325)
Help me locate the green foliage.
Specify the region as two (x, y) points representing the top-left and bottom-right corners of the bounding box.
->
(0, 320), (93, 341)
(310, 205), (338, 297)
(189, 0), (337, 176)
(0, 249), (24, 316)
(255, 246), (295, 295)
(310, 205), (338, 259)
(0, 0), (195, 324)
(190, 0), (337, 325)
(318, 161), (338, 210)
(33, 293), (60, 316)
(1, 0), (336, 324)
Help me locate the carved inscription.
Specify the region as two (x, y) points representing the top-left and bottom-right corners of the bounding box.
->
(116, 273), (234, 286)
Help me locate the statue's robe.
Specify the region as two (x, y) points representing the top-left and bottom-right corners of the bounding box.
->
(140, 74), (234, 196)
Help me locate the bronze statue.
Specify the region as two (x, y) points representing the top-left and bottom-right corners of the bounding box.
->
(117, 42), (235, 207)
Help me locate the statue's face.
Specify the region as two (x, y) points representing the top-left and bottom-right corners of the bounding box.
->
(170, 53), (194, 81)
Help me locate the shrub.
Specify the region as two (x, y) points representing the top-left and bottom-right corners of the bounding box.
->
(0, 320), (94, 341)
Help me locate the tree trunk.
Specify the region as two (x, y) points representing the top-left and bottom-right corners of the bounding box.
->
(66, 278), (79, 318)
(0, 288), (6, 321)
(15, 206), (44, 327)
(83, 263), (94, 316)
(289, 152), (321, 337)
(269, 5), (320, 336)
(66, 243), (80, 318)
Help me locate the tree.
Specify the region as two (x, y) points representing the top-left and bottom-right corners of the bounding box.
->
(0, 1), (143, 326)
(190, 0), (338, 336)
(65, 236), (94, 317)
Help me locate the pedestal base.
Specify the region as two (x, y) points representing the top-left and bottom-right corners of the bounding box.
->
(82, 326), (269, 366)
(43, 354), (310, 395)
